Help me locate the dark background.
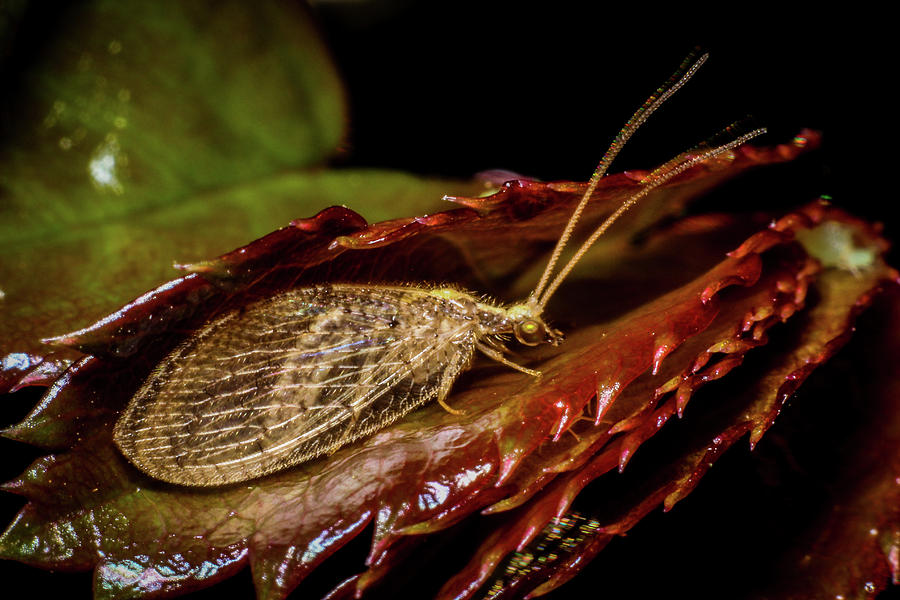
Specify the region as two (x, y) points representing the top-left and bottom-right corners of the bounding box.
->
(315, 1), (841, 213)
(313, 1), (887, 254)
(3, 2), (895, 599)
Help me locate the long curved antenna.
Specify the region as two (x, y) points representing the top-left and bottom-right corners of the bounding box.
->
(637, 119), (757, 185)
(536, 127), (767, 309)
(528, 51), (709, 305)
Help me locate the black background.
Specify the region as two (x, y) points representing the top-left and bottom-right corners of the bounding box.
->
(312, 1), (887, 253)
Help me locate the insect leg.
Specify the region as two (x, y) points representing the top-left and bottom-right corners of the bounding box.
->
(435, 362), (466, 416)
(476, 342), (542, 378)
(436, 394), (465, 416)
(431, 338), (475, 417)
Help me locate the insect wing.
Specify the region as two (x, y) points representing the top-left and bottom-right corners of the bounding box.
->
(113, 286), (480, 486)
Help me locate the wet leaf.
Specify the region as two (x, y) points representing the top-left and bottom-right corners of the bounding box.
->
(6, 178), (890, 600)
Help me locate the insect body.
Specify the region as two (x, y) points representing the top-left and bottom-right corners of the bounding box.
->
(113, 53), (766, 486)
(114, 285), (560, 486)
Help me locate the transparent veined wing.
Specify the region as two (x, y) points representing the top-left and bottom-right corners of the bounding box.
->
(113, 285), (481, 486)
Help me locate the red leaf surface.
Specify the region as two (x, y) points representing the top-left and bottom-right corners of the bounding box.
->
(452, 215), (898, 600)
(2, 133), (898, 600)
(761, 297), (900, 600)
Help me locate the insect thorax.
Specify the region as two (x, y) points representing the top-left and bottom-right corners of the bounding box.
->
(427, 287), (562, 347)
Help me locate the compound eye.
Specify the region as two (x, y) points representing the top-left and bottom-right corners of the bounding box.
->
(514, 319), (545, 346)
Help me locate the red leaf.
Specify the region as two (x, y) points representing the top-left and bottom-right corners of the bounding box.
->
(442, 209), (898, 600)
(5, 134), (897, 600)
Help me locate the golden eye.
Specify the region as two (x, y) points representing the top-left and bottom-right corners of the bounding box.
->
(515, 319), (544, 346)
(520, 321), (539, 334)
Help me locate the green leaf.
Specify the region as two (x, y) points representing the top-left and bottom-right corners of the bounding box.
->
(1, 1), (345, 241)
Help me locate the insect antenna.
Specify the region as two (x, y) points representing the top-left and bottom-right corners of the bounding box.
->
(529, 51), (710, 306)
(637, 118), (760, 185)
(535, 125), (767, 309)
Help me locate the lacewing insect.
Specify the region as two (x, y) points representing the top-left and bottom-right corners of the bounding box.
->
(112, 53), (765, 486)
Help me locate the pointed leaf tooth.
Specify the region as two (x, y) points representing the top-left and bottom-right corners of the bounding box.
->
(776, 276), (797, 294)
(173, 258), (236, 280)
(654, 374), (682, 398)
(727, 229), (792, 260)
(705, 355), (745, 382)
(3, 353), (73, 393)
(617, 445), (634, 474)
(290, 206), (369, 233)
(608, 413), (640, 435)
(778, 302), (799, 321)
(745, 304), (775, 331)
(707, 338), (746, 355)
(497, 451), (527, 486)
(594, 379), (623, 424)
(883, 530), (900, 585)
(649, 339), (672, 375)
(0, 477), (25, 495)
(675, 379), (695, 418)
(550, 396), (581, 443)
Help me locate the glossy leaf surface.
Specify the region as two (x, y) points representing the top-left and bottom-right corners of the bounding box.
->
(4, 177), (897, 600)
